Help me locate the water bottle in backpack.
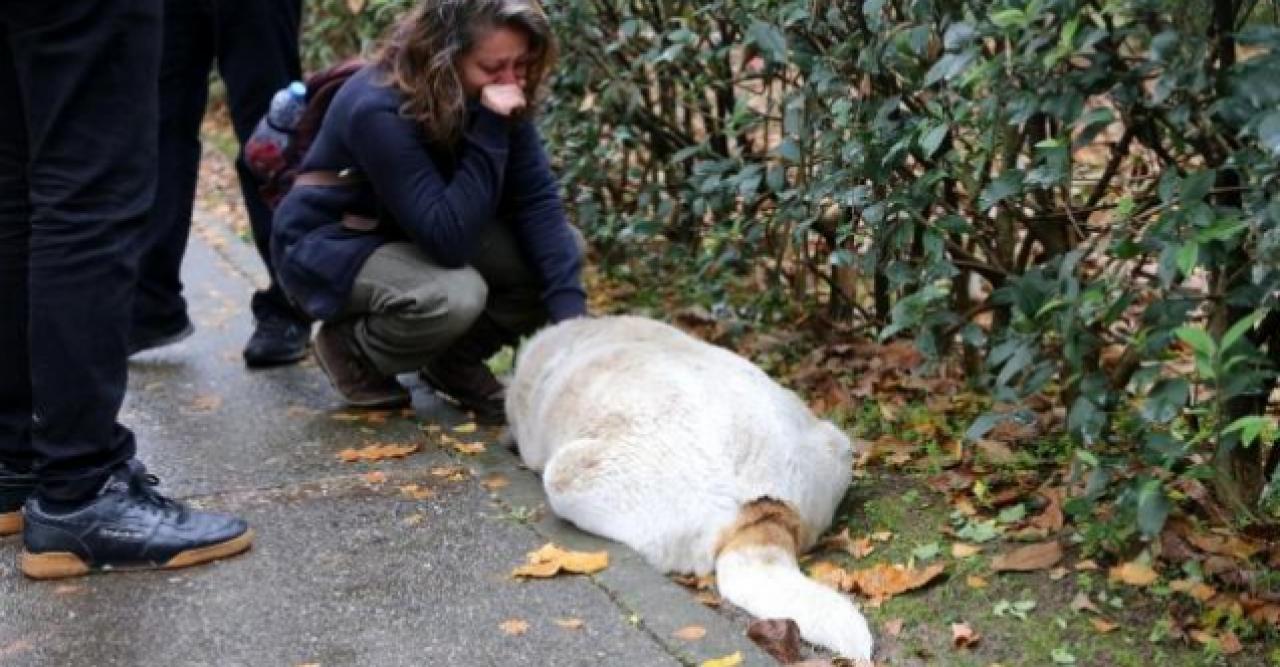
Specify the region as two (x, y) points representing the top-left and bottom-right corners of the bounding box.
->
(245, 81), (307, 180)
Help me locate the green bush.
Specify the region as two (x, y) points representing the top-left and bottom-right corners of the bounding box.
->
(304, 0), (1280, 538)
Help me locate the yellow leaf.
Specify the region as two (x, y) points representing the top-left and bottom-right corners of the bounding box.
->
(871, 531), (894, 542)
(453, 422), (478, 434)
(336, 442), (420, 463)
(453, 441), (487, 455)
(966, 575), (988, 589)
(700, 652), (743, 667)
(673, 625), (707, 641)
(555, 618), (585, 630)
(398, 484), (435, 500)
(499, 619), (529, 636)
(1090, 618), (1118, 634)
(1109, 561), (1159, 587)
(511, 543), (609, 578)
(847, 562), (946, 603)
(952, 542), (982, 558)
(482, 474), (510, 490)
(808, 561), (852, 591)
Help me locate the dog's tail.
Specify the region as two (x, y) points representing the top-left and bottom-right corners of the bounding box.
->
(713, 499), (873, 660)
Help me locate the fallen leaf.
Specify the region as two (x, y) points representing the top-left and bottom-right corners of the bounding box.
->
(952, 542), (982, 558)
(1049, 567), (1070, 580)
(1220, 630), (1243, 655)
(966, 575), (989, 589)
(847, 562), (946, 603)
(951, 622), (981, 648)
(346, 0), (365, 14)
(700, 652), (743, 667)
(673, 625), (707, 641)
(555, 618), (585, 630)
(1169, 579), (1217, 602)
(398, 484), (435, 500)
(362, 471), (387, 484)
(694, 590), (722, 607)
(808, 561), (851, 590)
(1070, 592), (1100, 614)
(336, 442), (420, 463)
(1075, 559), (1099, 571)
(430, 465), (468, 479)
(871, 531), (894, 542)
(452, 422), (478, 434)
(500, 619), (529, 636)
(883, 618), (905, 637)
(747, 618), (802, 663)
(1109, 561), (1159, 587)
(401, 513), (426, 527)
(330, 412), (363, 422)
(512, 543), (609, 578)
(1184, 531), (1262, 561)
(1028, 487), (1065, 533)
(991, 541), (1063, 572)
(1090, 618), (1118, 634)
(482, 474), (510, 490)
(184, 394), (222, 414)
(975, 438), (1017, 464)
(452, 441), (487, 455)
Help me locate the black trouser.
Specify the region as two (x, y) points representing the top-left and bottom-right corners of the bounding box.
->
(132, 0), (306, 336)
(0, 0), (162, 500)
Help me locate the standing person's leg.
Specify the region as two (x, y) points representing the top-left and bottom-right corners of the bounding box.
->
(5, 0), (251, 579)
(0, 30), (37, 535)
(130, 0), (216, 353)
(216, 0), (311, 367)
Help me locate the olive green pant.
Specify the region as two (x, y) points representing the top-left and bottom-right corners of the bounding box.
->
(339, 222), (565, 376)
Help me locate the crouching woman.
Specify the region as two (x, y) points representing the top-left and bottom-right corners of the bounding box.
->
(272, 0), (586, 418)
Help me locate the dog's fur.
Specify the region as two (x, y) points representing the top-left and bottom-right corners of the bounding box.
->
(506, 315), (874, 659)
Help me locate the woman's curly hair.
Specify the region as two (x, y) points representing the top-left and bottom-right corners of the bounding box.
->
(374, 0), (556, 148)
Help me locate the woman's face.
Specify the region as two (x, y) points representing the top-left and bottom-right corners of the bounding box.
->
(457, 25), (531, 98)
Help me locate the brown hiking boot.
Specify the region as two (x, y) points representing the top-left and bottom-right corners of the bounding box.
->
(313, 320), (410, 408)
(419, 356), (506, 422)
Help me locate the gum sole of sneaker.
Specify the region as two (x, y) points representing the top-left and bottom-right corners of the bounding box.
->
(18, 529), (255, 580)
(0, 510), (21, 536)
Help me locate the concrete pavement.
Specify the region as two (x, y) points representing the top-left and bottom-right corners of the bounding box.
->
(0, 210), (776, 667)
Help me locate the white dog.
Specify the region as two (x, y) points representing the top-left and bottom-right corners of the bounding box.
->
(506, 315), (874, 659)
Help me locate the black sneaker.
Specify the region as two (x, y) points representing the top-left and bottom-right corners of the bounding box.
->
(19, 460), (253, 579)
(0, 461), (36, 537)
(243, 314), (310, 368)
(129, 318), (195, 356)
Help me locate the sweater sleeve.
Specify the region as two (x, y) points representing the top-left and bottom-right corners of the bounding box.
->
(504, 120), (587, 321)
(343, 98), (512, 268)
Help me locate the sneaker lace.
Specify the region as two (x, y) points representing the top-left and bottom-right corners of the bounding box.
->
(130, 471), (186, 521)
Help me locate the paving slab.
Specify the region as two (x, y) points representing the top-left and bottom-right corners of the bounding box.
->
(0, 212), (776, 666)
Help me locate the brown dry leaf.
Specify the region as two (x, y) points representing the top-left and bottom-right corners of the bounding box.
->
(1248, 603), (1280, 627)
(452, 441), (487, 455)
(555, 618), (585, 630)
(1220, 630), (1243, 655)
(362, 471), (387, 484)
(184, 394), (222, 414)
(1170, 579), (1217, 602)
(1184, 531), (1262, 561)
(673, 625), (708, 641)
(512, 543), (609, 578)
(991, 541), (1063, 572)
(818, 527), (876, 559)
(952, 542), (982, 558)
(883, 618), (905, 637)
(1070, 592), (1100, 614)
(1028, 487), (1065, 533)
(699, 652), (743, 667)
(694, 590), (722, 607)
(1075, 559), (1099, 571)
(336, 442), (420, 463)
(747, 618), (802, 664)
(499, 619), (529, 636)
(966, 575), (989, 589)
(847, 562), (946, 603)
(1090, 618), (1119, 634)
(452, 422), (478, 434)
(975, 439), (1017, 464)
(398, 484), (435, 500)
(482, 474), (509, 491)
(1109, 561), (1159, 587)
(951, 622), (981, 649)
(1048, 567), (1070, 581)
(808, 561), (852, 590)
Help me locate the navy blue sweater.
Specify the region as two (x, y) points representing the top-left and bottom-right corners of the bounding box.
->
(271, 65), (586, 322)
